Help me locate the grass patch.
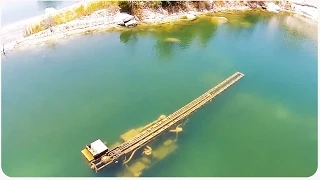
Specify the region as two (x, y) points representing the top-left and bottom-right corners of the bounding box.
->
(31, 24), (46, 34)
(213, 1), (225, 7)
(25, 0), (117, 37)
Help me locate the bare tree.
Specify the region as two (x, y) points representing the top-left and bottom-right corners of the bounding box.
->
(2, 44), (8, 58)
(42, 14), (55, 32)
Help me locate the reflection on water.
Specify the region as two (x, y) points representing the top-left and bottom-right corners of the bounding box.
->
(119, 31), (138, 44)
(281, 14), (318, 41)
(223, 11), (273, 37)
(118, 11), (280, 61)
(119, 17), (220, 61)
(118, 11), (316, 61)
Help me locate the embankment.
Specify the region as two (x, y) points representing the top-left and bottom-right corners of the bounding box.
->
(1, 0), (318, 54)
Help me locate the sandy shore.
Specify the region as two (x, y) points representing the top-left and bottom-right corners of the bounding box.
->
(1, 0), (318, 55)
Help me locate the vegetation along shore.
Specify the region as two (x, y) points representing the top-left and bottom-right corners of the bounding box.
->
(1, 0), (318, 54)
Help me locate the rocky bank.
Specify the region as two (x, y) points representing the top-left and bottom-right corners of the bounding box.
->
(1, 0), (318, 55)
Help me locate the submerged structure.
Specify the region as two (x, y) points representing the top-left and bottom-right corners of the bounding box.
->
(81, 71), (244, 176)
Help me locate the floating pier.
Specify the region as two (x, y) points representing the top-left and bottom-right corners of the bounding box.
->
(81, 71), (245, 173)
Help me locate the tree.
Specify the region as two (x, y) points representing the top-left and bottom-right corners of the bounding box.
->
(37, 0), (62, 10)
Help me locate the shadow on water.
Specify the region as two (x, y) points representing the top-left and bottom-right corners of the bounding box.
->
(94, 130), (182, 177)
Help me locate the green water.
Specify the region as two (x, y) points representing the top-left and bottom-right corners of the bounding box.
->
(1, 11), (318, 177)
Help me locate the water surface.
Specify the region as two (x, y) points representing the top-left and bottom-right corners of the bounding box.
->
(1, 11), (317, 177)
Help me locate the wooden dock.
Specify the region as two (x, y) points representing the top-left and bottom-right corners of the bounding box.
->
(89, 72), (245, 172)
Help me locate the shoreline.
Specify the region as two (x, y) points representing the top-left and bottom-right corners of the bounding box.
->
(1, 1), (318, 55)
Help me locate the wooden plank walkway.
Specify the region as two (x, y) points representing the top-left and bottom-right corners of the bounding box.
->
(90, 71), (244, 172)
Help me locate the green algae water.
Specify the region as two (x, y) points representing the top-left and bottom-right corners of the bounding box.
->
(1, 11), (317, 177)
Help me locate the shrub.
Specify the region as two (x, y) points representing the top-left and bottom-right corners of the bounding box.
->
(118, 1), (132, 12)
(25, 0), (116, 36)
(192, 1), (211, 10)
